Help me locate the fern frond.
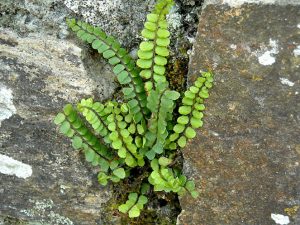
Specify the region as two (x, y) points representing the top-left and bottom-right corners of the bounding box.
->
(54, 104), (114, 171)
(66, 18), (149, 123)
(167, 72), (214, 149)
(148, 158), (198, 197)
(137, 0), (174, 92)
(77, 98), (111, 143)
(108, 102), (145, 167)
(144, 83), (180, 159)
(118, 192), (148, 218)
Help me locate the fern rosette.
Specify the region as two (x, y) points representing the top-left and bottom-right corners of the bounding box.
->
(54, 0), (214, 218)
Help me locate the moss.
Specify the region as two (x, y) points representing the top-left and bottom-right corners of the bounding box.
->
(0, 216), (27, 225)
(166, 58), (189, 93)
(284, 205), (299, 217)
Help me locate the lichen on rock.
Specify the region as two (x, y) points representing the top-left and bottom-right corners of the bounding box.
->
(0, 83), (16, 127)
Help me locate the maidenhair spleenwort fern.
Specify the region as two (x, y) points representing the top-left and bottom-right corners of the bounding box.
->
(54, 0), (214, 218)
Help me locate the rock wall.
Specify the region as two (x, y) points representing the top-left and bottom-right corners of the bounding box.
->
(178, 1), (300, 225)
(2, 0), (299, 224)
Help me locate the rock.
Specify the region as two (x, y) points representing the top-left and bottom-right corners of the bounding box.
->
(178, 1), (300, 225)
(63, 0), (155, 48)
(0, 27), (116, 224)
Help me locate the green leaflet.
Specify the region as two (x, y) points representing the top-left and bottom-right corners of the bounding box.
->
(54, 113), (65, 125)
(72, 136), (83, 149)
(140, 41), (154, 51)
(85, 149), (95, 162)
(177, 116), (189, 125)
(185, 127), (196, 139)
(147, 14), (159, 23)
(155, 46), (169, 57)
(154, 56), (167, 66)
(158, 156), (172, 166)
(138, 50), (153, 59)
(177, 136), (187, 148)
(113, 168), (126, 179)
(97, 172), (108, 185)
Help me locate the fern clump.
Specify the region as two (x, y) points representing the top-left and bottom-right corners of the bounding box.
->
(54, 0), (214, 218)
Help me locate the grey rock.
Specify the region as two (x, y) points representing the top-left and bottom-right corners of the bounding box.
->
(63, 0), (154, 48)
(0, 0), (69, 38)
(178, 2), (300, 225)
(0, 26), (116, 224)
(0, 1), (121, 224)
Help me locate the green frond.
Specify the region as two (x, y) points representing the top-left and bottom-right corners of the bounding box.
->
(54, 104), (113, 172)
(145, 83), (180, 159)
(118, 192), (148, 218)
(136, 0), (173, 92)
(101, 101), (145, 167)
(77, 98), (110, 142)
(66, 18), (149, 123)
(166, 71), (214, 149)
(148, 158), (182, 193)
(148, 158), (198, 197)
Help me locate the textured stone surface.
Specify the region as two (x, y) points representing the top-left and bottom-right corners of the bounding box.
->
(0, 27), (116, 224)
(203, 0), (300, 8)
(178, 2), (300, 225)
(63, 0), (154, 47)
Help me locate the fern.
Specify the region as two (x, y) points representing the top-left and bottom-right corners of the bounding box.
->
(54, 0), (214, 219)
(148, 158), (198, 198)
(145, 82), (180, 160)
(167, 72), (214, 149)
(137, 0), (173, 92)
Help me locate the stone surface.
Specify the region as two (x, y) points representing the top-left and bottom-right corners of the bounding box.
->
(203, 0), (300, 8)
(0, 27), (116, 224)
(178, 2), (300, 225)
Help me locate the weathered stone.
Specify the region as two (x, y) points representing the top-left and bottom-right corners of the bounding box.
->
(0, 27), (116, 224)
(63, 0), (155, 47)
(178, 1), (300, 225)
